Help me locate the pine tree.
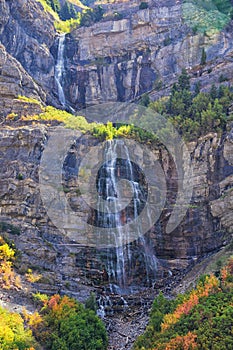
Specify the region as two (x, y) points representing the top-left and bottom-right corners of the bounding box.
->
(59, 2), (71, 21)
(210, 84), (218, 100)
(178, 68), (190, 91)
(51, 0), (60, 14)
(194, 81), (201, 96)
(69, 3), (78, 19)
(59, 1), (78, 21)
(201, 47), (207, 66)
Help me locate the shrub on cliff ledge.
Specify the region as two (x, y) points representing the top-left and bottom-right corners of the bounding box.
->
(139, 2), (148, 10)
(0, 236), (21, 289)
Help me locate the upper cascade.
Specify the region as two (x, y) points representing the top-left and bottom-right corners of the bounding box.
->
(1, 0), (233, 115)
(55, 34), (66, 107)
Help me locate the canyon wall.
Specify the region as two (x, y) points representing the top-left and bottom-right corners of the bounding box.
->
(1, 0), (233, 113)
(0, 123), (232, 297)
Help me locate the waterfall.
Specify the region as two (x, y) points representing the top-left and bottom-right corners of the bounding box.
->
(55, 34), (66, 107)
(96, 139), (157, 294)
(97, 141), (126, 290)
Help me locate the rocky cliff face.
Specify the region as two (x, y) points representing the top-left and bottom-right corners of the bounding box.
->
(0, 42), (46, 120)
(0, 0), (56, 115)
(1, 0), (233, 113)
(62, 0), (233, 109)
(0, 123), (232, 297)
(0, 0), (232, 295)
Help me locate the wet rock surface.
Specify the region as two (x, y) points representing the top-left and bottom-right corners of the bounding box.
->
(0, 124), (232, 298)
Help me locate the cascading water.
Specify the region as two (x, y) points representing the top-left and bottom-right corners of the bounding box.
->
(97, 141), (126, 291)
(55, 34), (66, 107)
(96, 139), (157, 295)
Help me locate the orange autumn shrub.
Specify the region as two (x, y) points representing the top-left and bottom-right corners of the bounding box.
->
(164, 332), (197, 350)
(0, 236), (21, 289)
(221, 257), (233, 282)
(162, 274), (219, 331)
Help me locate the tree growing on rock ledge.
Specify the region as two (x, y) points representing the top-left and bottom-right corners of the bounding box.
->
(139, 2), (148, 10)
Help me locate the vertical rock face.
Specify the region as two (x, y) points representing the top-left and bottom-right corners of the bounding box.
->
(0, 125), (232, 295)
(59, 0), (233, 109)
(0, 0), (232, 295)
(63, 2), (186, 108)
(0, 0), (56, 106)
(0, 43), (45, 119)
(1, 0), (233, 110)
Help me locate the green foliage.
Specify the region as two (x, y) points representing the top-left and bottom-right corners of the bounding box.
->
(36, 0), (60, 20)
(133, 258), (233, 350)
(0, 306), (36, 350)
(178, 68), (190, 91)
(200, 47), (207, 65)
(139, 93), (150, 107)
(80, 6), (104, 26)
(17, 95), (42, 106)
(0, 238), (15, 261)
(17, 173), (24, 181)
(92, 121), (157, 144)
(59, 1), (78, 21)
(150, 292), (176, 331)
(92, 122), (117, 140)
(139, 2), (149, 10)
(85, 292), (98, 312)
(33, 292), (49, 306)
(112, 11), (123, 20)
(23, 105), (98, 132)
(153, 79), (163, 91)
(22, 71), (233, 143)
(45, 0), (60, 13)
(33, 295), (108, 350)
(0, 222), (21, 235)
(183, 0), (232, 35)
(55, 16), (81, 33)
(37, 0), (82, 33)
(149, 69), (233, 141)
(219, 74), (229, 82)
(212, 0), (232, 15)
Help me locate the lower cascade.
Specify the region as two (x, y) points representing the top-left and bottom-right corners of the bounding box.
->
(95, 139), (158, 295)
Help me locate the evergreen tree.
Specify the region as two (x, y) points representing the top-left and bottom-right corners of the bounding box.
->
(80, 6), (104, 27)
(45, 0), (52, 7)
(178, 68), (190, 91)
(201, 47), (207, 65)
(51, 0), (60, 14)
(194, 81), (201, 96)
(69, 3), (78, 19)
(93, 5), (104, 22)
(59, 1), (77, 21)
(210, 84), (218, 100)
